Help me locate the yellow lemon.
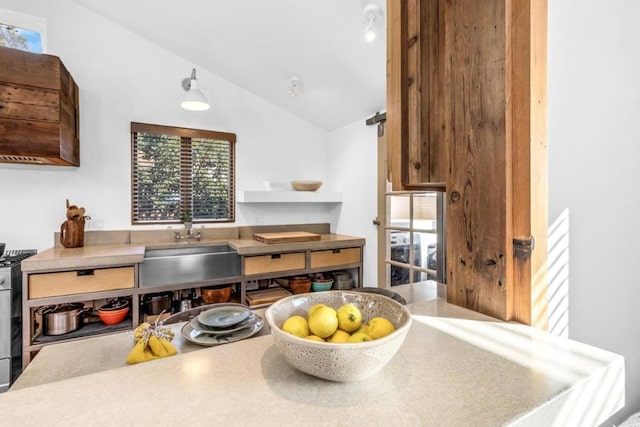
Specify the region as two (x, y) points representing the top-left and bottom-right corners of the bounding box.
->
(327, 329), (351, 343)
(307, 303), (327, 320)
(367, 317), (395, 339)
(308, 306), (338, 338)
(355, 323), (368, 334)
(282, 315), (310, 338)
(348, 332), (373, 343)
(305, 335), (325, 342)
(336, 303), (362, 332)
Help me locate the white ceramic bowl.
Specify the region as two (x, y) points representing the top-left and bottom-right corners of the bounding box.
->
(265, 290), (412, 382)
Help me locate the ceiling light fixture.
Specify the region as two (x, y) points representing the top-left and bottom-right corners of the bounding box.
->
(288, 77), (303, 97)
(363, 4), (383, 43)
(181, 68), (210, 111)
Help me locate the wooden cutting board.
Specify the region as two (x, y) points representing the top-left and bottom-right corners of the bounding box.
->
(245, 287), (292, 306)
(253, 231), (321, 244)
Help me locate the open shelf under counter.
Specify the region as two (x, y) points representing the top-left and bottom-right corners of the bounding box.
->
(237, 190), (342, 203)
(31, 319), (133, 345)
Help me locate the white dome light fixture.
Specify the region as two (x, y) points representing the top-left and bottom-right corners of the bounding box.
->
(181, 68), (210, 111)
(363, 4), (383, 43)
(288, 77), (303, 97)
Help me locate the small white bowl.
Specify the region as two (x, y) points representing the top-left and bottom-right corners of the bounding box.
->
(262, 181), (290, 191)
(265, 290), (412, 382)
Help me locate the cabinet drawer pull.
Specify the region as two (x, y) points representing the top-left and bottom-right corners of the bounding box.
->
(271, 254), (281, 259)
(77, 269), (95, 276)
(332, 249), (341, 254)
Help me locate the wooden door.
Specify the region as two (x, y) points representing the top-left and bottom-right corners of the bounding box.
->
(386, 0), (548, 326)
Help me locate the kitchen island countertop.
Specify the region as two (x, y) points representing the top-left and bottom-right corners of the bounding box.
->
(2, 290), (624, 426)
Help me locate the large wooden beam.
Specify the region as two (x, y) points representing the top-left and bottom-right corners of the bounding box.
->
(445, 0), (512, 320)
(509, 0), (549, 328)
(386, 0), (407, 191)
(445, 0), (548, 325)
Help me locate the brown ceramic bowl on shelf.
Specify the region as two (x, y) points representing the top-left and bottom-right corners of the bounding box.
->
(288, 280), (311, 294)
(291, 180), (322, 192)
(289, 276), (311, 284)
(201, 286), (232, 304)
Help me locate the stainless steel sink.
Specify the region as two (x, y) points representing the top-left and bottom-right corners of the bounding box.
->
(139, 245), (241, 288)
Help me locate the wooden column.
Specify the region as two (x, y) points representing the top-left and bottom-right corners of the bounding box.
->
(386, 0), (407, 191)
(445, 0), (513, 320)
(445, 0), (548, 324)
(509, 0), (549, 328)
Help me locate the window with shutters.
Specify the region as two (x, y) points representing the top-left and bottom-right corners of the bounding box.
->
(131, 122), (236, 224)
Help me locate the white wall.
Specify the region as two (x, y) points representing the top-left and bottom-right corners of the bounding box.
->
(327, 120), (379, 287)
(0, 0), (336, 252)
(549, 1), (640, 422)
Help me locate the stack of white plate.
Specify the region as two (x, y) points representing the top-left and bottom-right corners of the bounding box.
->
(180, 303), (263, 346)
(331, 271), (354, 290)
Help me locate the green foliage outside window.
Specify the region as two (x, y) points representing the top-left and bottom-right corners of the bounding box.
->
(131, 123), (235, 224)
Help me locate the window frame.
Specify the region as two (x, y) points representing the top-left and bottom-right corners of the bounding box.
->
(130, 122), (236, 225)
(0, 8), (47, 53)
(385, 191), (446, 285)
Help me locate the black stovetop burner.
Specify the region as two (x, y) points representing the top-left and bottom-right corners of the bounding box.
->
(0, 250), (37, 268)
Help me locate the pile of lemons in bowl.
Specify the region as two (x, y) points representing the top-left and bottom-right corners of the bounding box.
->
(265, 291), (412, 381)
(282, 303), (396, 343)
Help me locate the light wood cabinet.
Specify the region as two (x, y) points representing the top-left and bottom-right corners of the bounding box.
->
(22, 264), (140, 366)
(243, 252), (306, 275)
(387, 0), (548, 326)
(28, 267), (134, 299)
(310, 248), (361, 269)
(241, 246), (364, 307)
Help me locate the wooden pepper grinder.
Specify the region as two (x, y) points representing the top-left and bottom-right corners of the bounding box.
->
(60, 199), (89, 248)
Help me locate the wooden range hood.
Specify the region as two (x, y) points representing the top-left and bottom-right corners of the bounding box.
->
(0, 46), (79, 166)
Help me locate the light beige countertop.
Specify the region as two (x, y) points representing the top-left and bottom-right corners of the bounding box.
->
(21, 233), (364, 272)
(2, 288), (624, 426)
(11, 284), (432, 389)
(21, 244), (147, 272)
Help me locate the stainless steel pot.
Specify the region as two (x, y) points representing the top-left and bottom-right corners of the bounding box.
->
(144, 294), (171, 315)
(40, 303), (90, 335)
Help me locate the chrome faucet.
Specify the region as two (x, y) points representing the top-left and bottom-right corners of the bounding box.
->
(174, 226), (201, 241)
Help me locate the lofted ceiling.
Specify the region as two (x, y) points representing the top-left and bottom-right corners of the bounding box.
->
(74, 0), (387, 131)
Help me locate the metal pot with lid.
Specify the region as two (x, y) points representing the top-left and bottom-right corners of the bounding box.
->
(38, 303), (90, 336)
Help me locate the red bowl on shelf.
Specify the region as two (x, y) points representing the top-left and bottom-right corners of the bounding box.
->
(98, 307), (129, 326)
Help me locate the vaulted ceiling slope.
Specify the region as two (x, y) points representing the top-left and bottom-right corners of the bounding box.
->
(74, 0), (387, 131)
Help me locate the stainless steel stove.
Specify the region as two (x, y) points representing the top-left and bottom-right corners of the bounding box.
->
(0, 249), (36, 392)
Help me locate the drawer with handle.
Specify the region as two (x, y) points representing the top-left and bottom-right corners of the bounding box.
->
(310, 247), (361, 269)
(244, 252), (305, 275)
(28, 266), (135, 299)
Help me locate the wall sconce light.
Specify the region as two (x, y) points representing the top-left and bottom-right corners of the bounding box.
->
(181, 68), (210, 111)
(363, 4), (383, 43)
(288, 77), (303, 97)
